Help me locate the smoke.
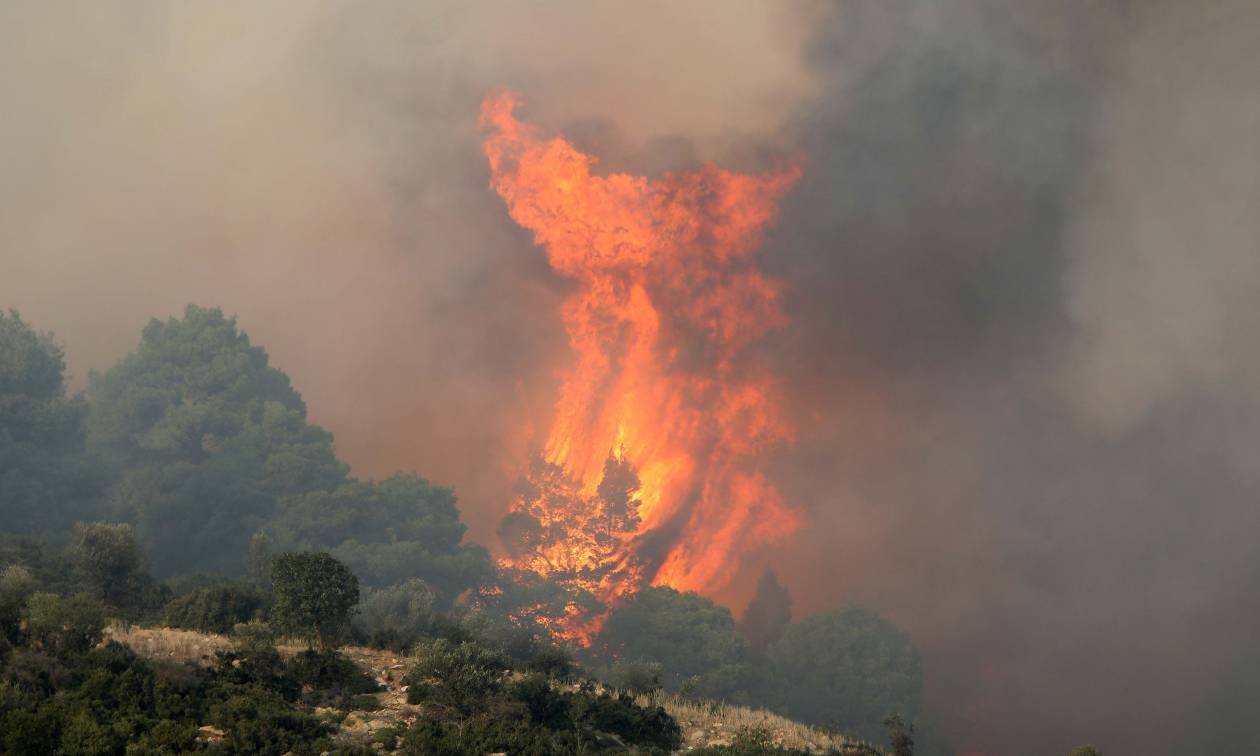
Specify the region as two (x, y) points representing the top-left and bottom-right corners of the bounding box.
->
(750, 2), (1260, 754)
(0, 0), (806, 545)
(3, 1), (1259, 754)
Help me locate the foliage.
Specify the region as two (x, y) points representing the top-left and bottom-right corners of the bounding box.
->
(0, 565), (36, 643)
(271, 474), (491, 598)
(0, 311), (105, 536)
(163, 579), (269, 634)
(23, 593), (105, 657)
(270, 551), (359, 649)
(71, 521), (167, 616)
(594, 586), (751, 700)
(287, 649), (381, 704)
(404, 638), (513, 713)
(354, 578), (435, 652)
(86, 305), (347, 576)
(884, 712), (915, 756)
(608, 660), (664, 695)
(769, 605), (922, 743)
(1067, 747), (1102, 756)
(741, 568), (793, 653)
(399, 640), (682, 755)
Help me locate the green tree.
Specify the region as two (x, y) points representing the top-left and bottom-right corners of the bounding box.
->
(0, 311), (105, 535)
(740, 567), (793, 653)
(594, 586), (751, 700)
(86, 305), (347, 575)
(269, 473), (492, 600)
(0, 564), (37, 642)
(355, 578), (436, 651)
(769, 605), (923, 743)
(23, 592), (106, 656)
(270, 551), (359, 649)
(71, 521), (153, 610)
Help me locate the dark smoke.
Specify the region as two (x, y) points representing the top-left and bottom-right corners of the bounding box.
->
(750, 2), (1260, 754)
(4, 2), (1259, 754)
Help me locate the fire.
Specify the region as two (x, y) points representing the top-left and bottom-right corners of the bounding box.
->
(481, 90), (802, 638)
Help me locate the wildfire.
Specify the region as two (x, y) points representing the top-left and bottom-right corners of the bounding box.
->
(481, 90), (802, 640)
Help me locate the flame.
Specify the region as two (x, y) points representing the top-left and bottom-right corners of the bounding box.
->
(481, 90), (802, 638)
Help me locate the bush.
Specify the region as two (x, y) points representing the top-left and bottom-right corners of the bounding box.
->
(164, 580), (268, 634)
(23, 593), (105, 657)
(208, 688), (333, 754)
(404, 638), (512, 713)
(594, 586), (750, 700)
(288, 649), (380, 703)
(769, 605), (922, 743)
(270, 551), (359, 649)
(0, 564), (36, 642)
(608, 660), (664, 695)
(354, 578), (435, 652)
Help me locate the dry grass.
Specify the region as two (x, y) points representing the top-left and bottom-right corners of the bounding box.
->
(636, 689), (878, 753)
(105, 624), (232, 663)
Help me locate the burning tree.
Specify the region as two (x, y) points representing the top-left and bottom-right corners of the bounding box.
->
(481, 90), (802, 638)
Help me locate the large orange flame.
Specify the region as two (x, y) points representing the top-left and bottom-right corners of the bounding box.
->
(481, 90), (802, 638)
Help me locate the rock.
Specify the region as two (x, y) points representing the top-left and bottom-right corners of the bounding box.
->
(197, 725), (225, 742)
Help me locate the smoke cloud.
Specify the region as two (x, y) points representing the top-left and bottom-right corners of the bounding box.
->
(3, 2), (1259, 754)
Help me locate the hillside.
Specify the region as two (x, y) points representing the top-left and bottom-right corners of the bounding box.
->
(108, 625), (879, 754)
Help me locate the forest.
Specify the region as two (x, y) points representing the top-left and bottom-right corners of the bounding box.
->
(0, 305), (954, 755)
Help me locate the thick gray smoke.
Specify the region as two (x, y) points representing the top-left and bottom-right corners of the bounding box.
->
(3, 2), (1259, 754)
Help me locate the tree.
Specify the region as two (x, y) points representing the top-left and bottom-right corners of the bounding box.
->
(884, 712), (915, 756)
(86, 305), (348, 575)
(23, 592), (106, 656)
(0, 311), (104, 534)
(740, 567), (793, 652)
(0, 565), (37, 642)
(269, 473), (492, 601)
(593, 586), (750, 700)
(72, 522), (150, 609)
(769, 605), (923, 743)
(270, 552), (359, 649)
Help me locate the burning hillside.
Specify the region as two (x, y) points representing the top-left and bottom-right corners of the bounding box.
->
(480, 91), (802, 638)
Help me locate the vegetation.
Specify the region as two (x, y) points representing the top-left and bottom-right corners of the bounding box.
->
(270, 551), (359, 649)
(593, 586), (751, 701)
(770, 606), (922, 743)
(0, 306), (963, 754)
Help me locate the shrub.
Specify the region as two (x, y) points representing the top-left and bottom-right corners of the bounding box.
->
(526, 645), (575, 681)
(0, 564), (36, 643)
(72, 522), (162, 615)
(884, 712), (914, 756)
(594, 586), (750, 700)
(769, 605), (922, 743)
(164, 580), (268, 634)
(23, 592), (105, 657)
(570, 689), (682, 751)
(355, 578), (435, 652)
(404, 638), (513, 713)
(270, 551), (359, 649)
(608, 659), (664, 695)
(288, 649), (380, 704)
(208, 688), (333, 754)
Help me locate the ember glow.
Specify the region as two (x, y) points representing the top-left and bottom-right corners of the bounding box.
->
(480, 90), (802, 637)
